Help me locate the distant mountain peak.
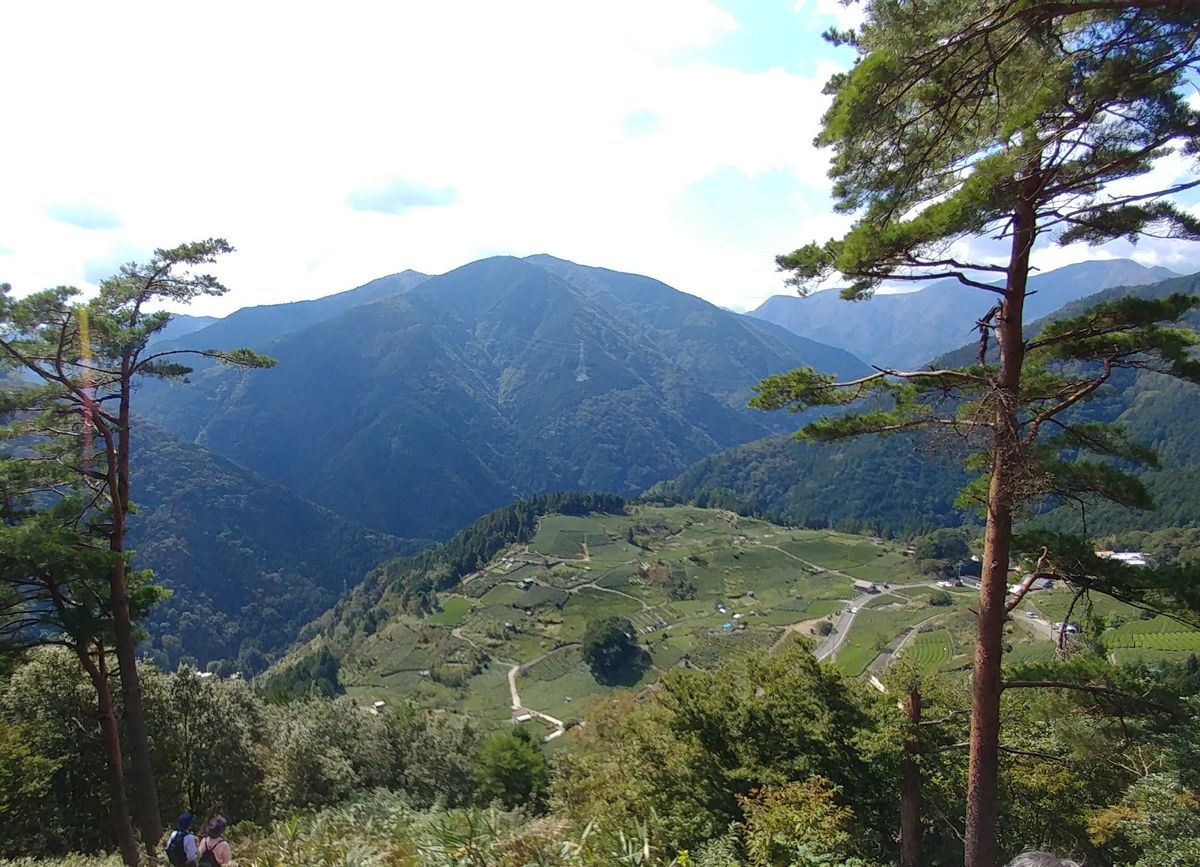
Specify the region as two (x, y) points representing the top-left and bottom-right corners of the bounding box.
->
(750, 258), (1185, 369)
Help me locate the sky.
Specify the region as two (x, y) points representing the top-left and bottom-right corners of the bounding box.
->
(2, 0), (1198, 318)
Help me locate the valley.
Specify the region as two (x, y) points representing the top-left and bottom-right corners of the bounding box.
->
(5, 4), (1200, 862)
(325, 504), (1194, 735)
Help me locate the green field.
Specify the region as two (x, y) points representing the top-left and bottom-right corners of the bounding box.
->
(834, 594), (973, 677)
(1105, 616), (1200, 664)
(1026, 587), (1139, 625)
(904, 629), (955, 674)
(425, 595), (474, 626)
(338, 505), (1057, 723)
(524, 646), (582, 681)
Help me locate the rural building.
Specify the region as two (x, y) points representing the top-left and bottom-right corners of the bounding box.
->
(1097, 550), (1151, 567)
(853, 580), (878, 594)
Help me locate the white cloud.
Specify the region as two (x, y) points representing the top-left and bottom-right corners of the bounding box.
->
(1, 0), (1193, 321)
(0, 0), (846, 315)
(793, 0), (866, 32)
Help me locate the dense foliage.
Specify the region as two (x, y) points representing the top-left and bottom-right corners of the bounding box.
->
(131, 421), (410, 670)
(0, 649), (501, 858)
(660, 274), (1200, 539)
(580, 616), (640, 684)
(5, 638), (1200, 866)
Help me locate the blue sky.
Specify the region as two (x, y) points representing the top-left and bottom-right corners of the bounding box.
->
(1, 1), (1196, 317)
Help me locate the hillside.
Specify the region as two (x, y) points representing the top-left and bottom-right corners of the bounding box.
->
(661, 271), (1200, 536)
(294, 502), (941, 723)
(135, 255), (870, 540)
(284, 501), (1187, 729)
(750, 259), (1176, 369)
(154, 313), (217, 342)
(128, 421), (411, 670)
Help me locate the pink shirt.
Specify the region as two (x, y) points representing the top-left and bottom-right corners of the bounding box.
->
(198, 837), (232, 864)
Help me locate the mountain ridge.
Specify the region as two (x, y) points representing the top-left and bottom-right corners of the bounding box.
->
(129, 419), (412, 669)
(658, 270), (1200, 536)
(154, 269), (430, 353)
(133, 254), (870, 540)
(750, 259), (1178, 368)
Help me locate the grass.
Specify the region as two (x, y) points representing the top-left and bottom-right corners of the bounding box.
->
(341, 505), (932, 721)
(833, 596), (971, 677)
(904, 629), (955, 674)
(687, 629), (776, 670)
(1026, 587), (1139, 625)
(524, 645), (582, 681)
(476, 584), (524, 606)
(1105, 616), (1200, 664)
(425, 595), (473, 626)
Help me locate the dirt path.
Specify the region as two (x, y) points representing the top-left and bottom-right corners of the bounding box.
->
(573, 581), (649, 609)
(507, 661), (567, 734)
(760, 544), (860, 581)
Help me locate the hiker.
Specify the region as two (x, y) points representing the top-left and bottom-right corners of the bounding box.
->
(197, 815), (232, 866)
(164, 812), (197, 867)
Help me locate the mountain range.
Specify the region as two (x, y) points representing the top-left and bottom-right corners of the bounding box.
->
(93, 253), (1198, 667)
(128, 420), (412, 670)
(134, 254), (869, 540)
(749, 259), (1177, 369)
(660, 270), (1200, 537)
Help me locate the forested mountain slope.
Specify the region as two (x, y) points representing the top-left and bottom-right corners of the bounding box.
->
(660, 271), (1200, 536)
(154, 313), (217, 342)
(128, 421), (411, 670)
(750, 259), (1176, 369)
(135, 255), (869, 540)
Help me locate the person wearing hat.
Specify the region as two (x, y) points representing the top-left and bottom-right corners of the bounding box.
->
(164, 812), (198, 867)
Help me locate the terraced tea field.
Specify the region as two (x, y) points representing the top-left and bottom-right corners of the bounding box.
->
(1106, 616), (1200, 664)
(905, 629), (956, 674)
(339, 505), (1071, 730)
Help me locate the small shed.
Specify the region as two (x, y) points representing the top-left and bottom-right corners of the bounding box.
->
(853, 580), (878, 594)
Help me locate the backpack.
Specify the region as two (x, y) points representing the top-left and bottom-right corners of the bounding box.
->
(165, 831), (188, 867)
(198, 838), (224, 867)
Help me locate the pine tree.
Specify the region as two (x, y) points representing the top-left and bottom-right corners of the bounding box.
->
(755, 3), (1199, 864)
(0, 240), (273, 858)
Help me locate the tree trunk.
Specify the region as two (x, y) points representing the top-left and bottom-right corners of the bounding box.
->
(110, 363), (162, 852)
(900, 682), (922, 867)
(79, 645), (140, 867)
(964, 176), (1036, 867)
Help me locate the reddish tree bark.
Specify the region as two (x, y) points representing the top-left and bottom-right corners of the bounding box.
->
(964, 173), (1037, 867)
(79, 645), (140, 867)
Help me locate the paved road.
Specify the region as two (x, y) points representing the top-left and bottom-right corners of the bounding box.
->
(810, 581), (954, 661)
(813, 592), (879, 660)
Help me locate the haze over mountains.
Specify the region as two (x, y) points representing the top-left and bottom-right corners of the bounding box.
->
(136, 254), (867, 540)
(750, 259), (1177, 368)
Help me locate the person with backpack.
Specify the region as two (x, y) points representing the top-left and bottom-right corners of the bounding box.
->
(165, 812), (197, 867)
(197, 815), (232, 866)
